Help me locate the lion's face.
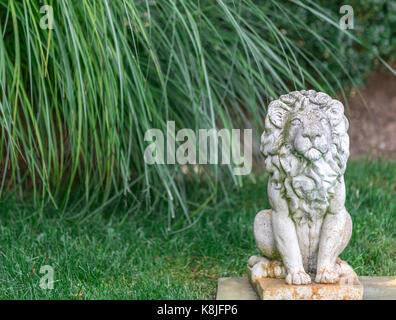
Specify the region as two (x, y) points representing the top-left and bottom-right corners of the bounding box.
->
(286, 107), (332, 162)
(261, 90), (349, 179)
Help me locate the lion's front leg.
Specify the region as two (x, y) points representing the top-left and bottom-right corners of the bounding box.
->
(268, 181), (311, 285)
(316, 179), (351, 283)
(272, 211), (311, 284)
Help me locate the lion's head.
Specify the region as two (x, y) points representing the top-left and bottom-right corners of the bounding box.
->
(261, 90), (350, 222)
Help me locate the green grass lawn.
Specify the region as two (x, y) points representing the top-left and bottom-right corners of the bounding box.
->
(0, 159), (394, 299)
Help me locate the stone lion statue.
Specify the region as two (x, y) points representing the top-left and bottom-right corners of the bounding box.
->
(248, 90), (357, 285)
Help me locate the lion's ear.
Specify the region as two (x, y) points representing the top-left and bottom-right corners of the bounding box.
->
(267, 101), (288, 128)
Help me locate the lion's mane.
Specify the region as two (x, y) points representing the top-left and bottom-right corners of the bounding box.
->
(261, 90), (349, 223)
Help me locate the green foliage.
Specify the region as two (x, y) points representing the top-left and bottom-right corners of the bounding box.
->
(292, 0), (396, 88)
(0, 160), (394, 299)
(0, 0), (394, 225)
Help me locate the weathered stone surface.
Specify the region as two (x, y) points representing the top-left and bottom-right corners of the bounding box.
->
(250, 276), (363, 300)
(216, 277), (259, 300)
(250, 90), (359, 290)
(216, 276), (396, 300)
(248, 264), (363, 300)
(216, 277), (258, 300)
(248, 251), (363, 299)
(361, 276), (396, 300)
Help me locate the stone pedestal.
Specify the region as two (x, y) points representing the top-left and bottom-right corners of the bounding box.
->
(248, 267), (363, 300)
(217, 276), (396, 300)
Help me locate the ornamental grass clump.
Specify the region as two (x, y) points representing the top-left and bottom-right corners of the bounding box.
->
(0, 0), (392, 228)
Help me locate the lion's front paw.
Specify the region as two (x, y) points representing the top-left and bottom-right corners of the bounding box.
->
(285, 270), (311, 285)
(315, 266), (339, 284)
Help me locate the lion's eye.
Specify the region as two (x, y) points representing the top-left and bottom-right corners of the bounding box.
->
(290, 119), (301, 126)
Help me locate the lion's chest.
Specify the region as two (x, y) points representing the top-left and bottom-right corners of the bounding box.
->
(285, 159), (339, 224)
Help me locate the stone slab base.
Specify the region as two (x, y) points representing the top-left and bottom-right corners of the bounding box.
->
(216, 276), (396, 300)
(247, 263), (363, 300)
(250, 277), (363, 300)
